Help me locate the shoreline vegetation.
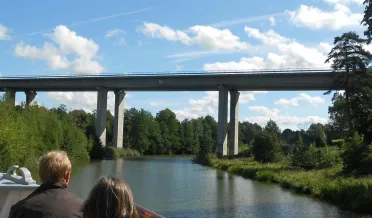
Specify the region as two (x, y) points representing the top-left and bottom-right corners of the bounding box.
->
(193, 154), (372, 215)
(0, 97), (217, 172)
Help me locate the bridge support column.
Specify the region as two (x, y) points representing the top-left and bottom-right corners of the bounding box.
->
(4, 91), (16, 105)
(113, 91), (125, 148)
(96, 90), (108, 147)
(25, 91), (37, 105)
(229, 90), (240, 156)
(217, 87), (228, 157)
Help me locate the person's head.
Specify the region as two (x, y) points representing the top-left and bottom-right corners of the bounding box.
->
(39, 151), (72, 185)
(82, 176), (137, 218)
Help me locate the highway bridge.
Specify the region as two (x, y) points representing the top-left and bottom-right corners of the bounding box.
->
(0, 68), (344, 157)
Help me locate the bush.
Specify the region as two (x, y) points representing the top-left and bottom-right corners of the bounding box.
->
(292, 145), (341, 170)
(342, 132), (372, 175)
(252, 131), (282, 163)
(117, 148), (141, 157)
(332, 139), (345, 148)
(103, 146), (119, 159)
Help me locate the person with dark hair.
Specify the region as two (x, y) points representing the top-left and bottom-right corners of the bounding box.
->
(82, 176), (138, 218)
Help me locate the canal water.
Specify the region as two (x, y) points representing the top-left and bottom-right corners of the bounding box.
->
(68, 156), (370, 218)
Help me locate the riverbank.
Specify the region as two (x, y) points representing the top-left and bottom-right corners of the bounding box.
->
(194, 154), (372, 214)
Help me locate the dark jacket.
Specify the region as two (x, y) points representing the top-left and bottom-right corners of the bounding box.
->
(9, 183), (83, 218)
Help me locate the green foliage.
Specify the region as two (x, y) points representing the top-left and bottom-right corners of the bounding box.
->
(239, 121), (262, 145)
(362, 0), (372, 43)
(326, 32), (372, 133)
(103, 146), (119, 159)
(252, 131), (282, 163)
(307, 123), (327, 147)
(332, 139), (345, 148)
(0, 101), (90, 171)
(201, 155), (372, 214)
(292, 145), (342, 170)
(264, 119), (281, 136)
(117, 148), (141, 157)
(342, 132), (372, 175)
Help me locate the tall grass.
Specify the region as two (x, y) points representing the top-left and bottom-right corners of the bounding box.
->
(197, 154), (372, 214)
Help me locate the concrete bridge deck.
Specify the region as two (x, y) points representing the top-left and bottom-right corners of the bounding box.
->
(0, 69), (343, 92)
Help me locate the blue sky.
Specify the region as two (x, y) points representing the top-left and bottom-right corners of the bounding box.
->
(0, 0), (366, 130)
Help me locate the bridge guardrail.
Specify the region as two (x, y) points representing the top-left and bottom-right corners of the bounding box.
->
(0, 68), (342, 80)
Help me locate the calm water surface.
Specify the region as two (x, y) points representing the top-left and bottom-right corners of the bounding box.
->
(68, 156), (371, 218)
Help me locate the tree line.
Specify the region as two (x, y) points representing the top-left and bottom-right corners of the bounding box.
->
(1, 88), (353, 172)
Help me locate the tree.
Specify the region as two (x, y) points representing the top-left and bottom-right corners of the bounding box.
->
(182, 120), (197, 154)
(342, 132), (372, 175)
(204, 115), (218, 150)
(325, 32), (372, 132)
(199, 121), (214, 154)
(156, 109), (181, 153)
(252, 131), (282, 163)
(264, 120), (281, 136)
(282, 129), (295, 144)
(307, 123), (327, 147)
(362, 0), (372, 43)
(295, 132), (304, 147)
(240, 121), (262, 145)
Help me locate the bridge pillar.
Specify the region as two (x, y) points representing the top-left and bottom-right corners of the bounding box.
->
(217, 87), (228, 157)
(96, 90), (108, 147)
(113, 91), (125, 148)
(229, 90), (240, 156)
(4, 91), (16, 105)
(25, 91), (37, 105)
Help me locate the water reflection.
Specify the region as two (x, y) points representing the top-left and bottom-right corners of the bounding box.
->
(67, 157), (372, 218)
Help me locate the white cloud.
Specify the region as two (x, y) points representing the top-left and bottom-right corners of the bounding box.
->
(105, 28), (125, 45)
(105, 28), (125, 38)
(176, 65), (182, 71)
(47, 91), (129, 113)
(14, 25), (104, 74)
(319, 42), (333, 53)
(324, 0), (363, 5)
(244, 27), (291, 45)
(137, 40), (143, 47)
(203, 27), (329, 71)
(269, 16), (276, 26)
(173, 91), (267, 121)
(275, 93), (325, 107)
(246, 106), (328, 130)
(249, 106), (280, 117)
(211, 12), (285, 28)
(0, 24), (11, 40)
(139, 22), (250, 51)
(287, 4), (363, 30)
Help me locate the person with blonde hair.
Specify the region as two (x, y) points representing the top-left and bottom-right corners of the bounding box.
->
(82, 176), (138, 218)
(9, 151), (83, 218)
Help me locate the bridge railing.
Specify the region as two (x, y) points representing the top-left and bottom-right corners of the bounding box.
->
(0, 68), (341, 79)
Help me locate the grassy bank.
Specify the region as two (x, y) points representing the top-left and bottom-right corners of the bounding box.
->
(195, 154), (372, 214)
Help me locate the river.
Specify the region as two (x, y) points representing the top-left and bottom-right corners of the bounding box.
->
(68, 156), (371, 218)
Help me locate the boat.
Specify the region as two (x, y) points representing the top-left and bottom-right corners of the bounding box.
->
(0, 166), (164, 218)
